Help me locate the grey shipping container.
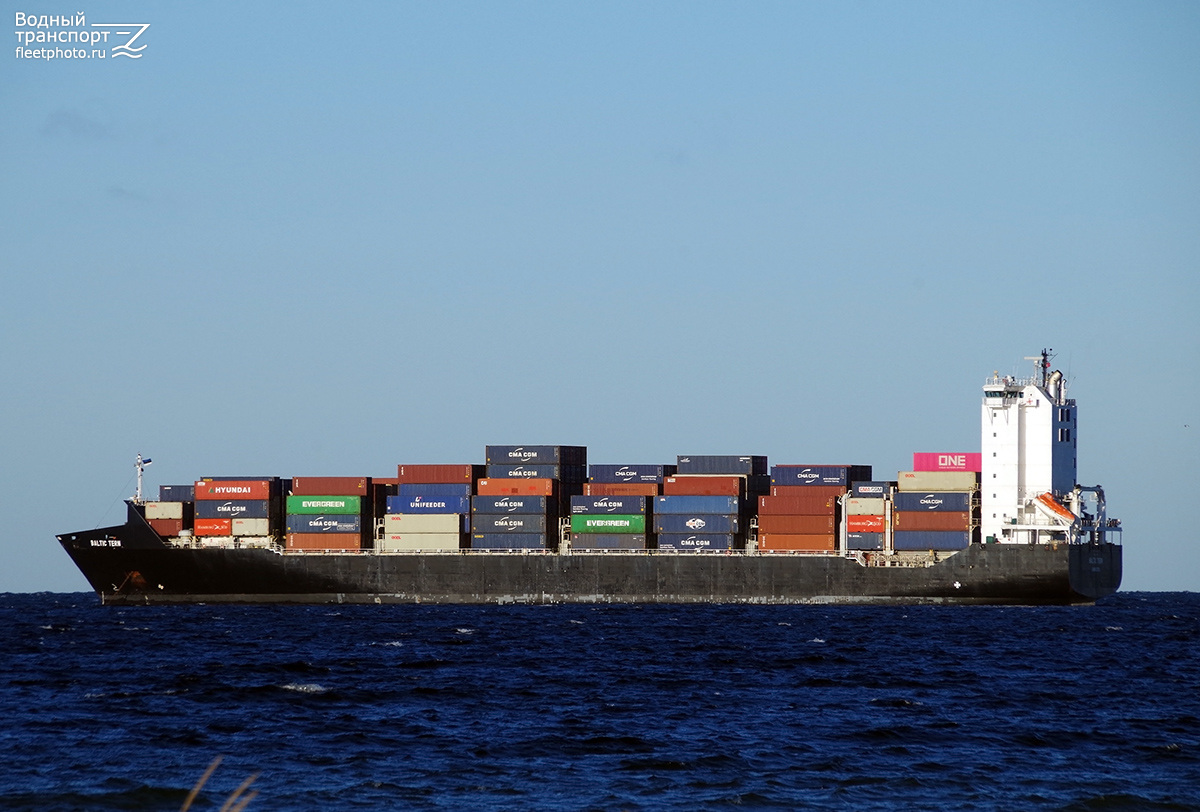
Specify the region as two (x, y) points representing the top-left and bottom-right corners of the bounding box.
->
(676, 456), (767, 476)
(653, 513), (740, 534)
(570, 534), (647, 550)
(569, 495), (648, 515)
(656, 533), (737, 551)
(286, 514), (362, 534)
(485, 446), (587, 466)
(846, 532), (885, 551)
(471, 514), (550, 533)
(892, 492), (973, 512)
(893, 531), (971, 551)
(195, 500), (271, 520)
(588, 464), (676, 483)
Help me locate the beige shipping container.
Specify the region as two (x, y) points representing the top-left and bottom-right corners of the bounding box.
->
(896, 471), (979, 492)
(383, 514), (463, 534)
(145, 501), (185, 520)
(233, 518), (271, 536)
(378, 533), (462, 552)
(845, 497), (886, 515)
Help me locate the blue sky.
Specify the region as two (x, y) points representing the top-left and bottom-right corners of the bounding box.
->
(2, 1), (1197, 592)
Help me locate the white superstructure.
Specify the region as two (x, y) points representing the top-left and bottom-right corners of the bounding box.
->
(981, 350), (1120, 546)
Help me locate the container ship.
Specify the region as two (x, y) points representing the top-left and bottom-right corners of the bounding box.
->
(57, 352), (1123, 605)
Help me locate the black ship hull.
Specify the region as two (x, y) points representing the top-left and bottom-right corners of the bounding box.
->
(57, 509), (1122, 606)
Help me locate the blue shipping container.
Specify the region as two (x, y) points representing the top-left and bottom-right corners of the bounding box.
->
(570, 495), (648, 515)
(892, 492), (973, 512)
(286, 514), (362, 534)
(159, 485), (195, 502)
(485, 446), (587, 465)
(195, 500), (271, 519)
(846, 532), (884, 551)
(771, 466), (855, 487)
(471, 496), (550, 515)
(471, 514), (549, 533)
(653, 513), (740, 534)
(470, 533), (550, 550)
(676, 456), (767, 476)
(851, 481), (889, 498)
(588, 464), (675, 483)
(570, 534), (647, 550)
(654, 495), (740, 515)
(398, 483), (473, 498)
(386, 495), (471, 514)
(893, 531), (970, 551)
(656, 533), (736, 551)
(486, 464), (587, 481)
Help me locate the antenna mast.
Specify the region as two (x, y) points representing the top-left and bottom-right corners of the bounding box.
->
(134, 453), (152, 504)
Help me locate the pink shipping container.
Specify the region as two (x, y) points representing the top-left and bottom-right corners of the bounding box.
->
(913, 453), (982, 472)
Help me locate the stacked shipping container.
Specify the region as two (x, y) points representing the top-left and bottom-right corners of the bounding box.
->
(758, 466), (870, 552)
(194, 478), (280, 540)
(285, 477), (369, 551)
(892, 468), (979, 551)
(472, 446), (585, 550)
(569, 495), (649, 550)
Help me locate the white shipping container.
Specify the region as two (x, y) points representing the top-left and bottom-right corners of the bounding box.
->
(145, 501), (184, 520)
(383, 513), (463, 533)
(378, 533), (462, 552)
(846, 497), (886, 515)
(233, 518), (271, 536)
(895, 471), (979, 492)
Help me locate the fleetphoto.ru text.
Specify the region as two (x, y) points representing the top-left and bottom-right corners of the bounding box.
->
(14, 11), (148, 60)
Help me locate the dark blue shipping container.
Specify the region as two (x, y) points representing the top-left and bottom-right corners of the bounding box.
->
(851, 481), (890, 498)
(892, 492), (973, 512)
(159, 485), (195, 502)
(653, 513), (740, 534)
(397, 483), (473, 498)
(656, 533), (736, 551)
(286, 514), (362, 534)
(846, 532), (884, 551)
(588, 464), (676, 483)
(485, 464), (587, 482)
(771, 465), (871, 487)
(570, 534), (647, 550)
(654, 495), (740, 515)
(570, 495), (648, 515)
(195, 500), (271, 520)
(386, 495), (471, 514)
(893, 531), (970, 551)
(471, 496), (550, 515)
(676, 456), (767, 476)
(471, 514), (549, 533)
(485, 446), (587, 466)
(470, 533), (550, 550)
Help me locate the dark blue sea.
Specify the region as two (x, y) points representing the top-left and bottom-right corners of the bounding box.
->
(2, 593), (1198, 811)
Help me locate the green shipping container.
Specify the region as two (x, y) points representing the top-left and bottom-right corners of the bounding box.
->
(286, 495), (361, 515)
(570, 514), (647, 534)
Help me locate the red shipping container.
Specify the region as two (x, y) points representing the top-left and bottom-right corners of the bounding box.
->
(476, 478), (558, 497)
(847, 515), (885, 532)
(758, 534), (837, 552)
(583, 482), (660, 497)
(893, 511), (971, 531)
(285, 533), (362, 551)
(194, 518), (232, 536)
(913, 452), (982, 472)
(757, 514), (836, 534)
(769, 485), (846, 500)
(195, 480), (273, 500)
(758, 494), (839, 514)
(663, 475), (742, 496)
(396, 464), (478, 483)
(291, 476), (369, 496)
(148, 518), (183, 537)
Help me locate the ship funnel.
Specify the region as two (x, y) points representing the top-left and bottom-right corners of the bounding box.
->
(1048, 369), (1063, 403)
